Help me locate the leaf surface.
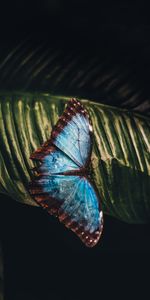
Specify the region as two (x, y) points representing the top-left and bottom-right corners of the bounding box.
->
(0, 93), (149, 223)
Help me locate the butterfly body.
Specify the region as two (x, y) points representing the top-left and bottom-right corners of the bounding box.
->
(29, 98), (103, 247)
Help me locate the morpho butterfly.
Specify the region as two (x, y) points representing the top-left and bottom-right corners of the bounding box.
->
(29, 98), (103, 247)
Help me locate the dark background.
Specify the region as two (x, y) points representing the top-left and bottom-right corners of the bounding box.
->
(0, 1), (150, 299)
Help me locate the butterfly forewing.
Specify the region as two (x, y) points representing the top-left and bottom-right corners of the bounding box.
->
(51, 98), (92, 168)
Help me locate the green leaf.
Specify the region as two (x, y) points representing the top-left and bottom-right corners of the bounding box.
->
(0, 92), (149, 223)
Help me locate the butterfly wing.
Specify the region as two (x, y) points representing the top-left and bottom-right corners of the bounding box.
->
(31, 144), (79, 175)
(51, 98), (92, 167)
(30, 98), (92, 172)
(29, 98), (103, 247)
(29, 175), (103, 247)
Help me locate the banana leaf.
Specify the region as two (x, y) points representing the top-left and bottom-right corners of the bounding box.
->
(0, 92), (149, 224)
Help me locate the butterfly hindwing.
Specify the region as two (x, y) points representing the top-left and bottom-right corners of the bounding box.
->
(29, 175), (103, 247)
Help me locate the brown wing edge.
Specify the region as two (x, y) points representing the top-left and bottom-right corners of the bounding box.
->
(58, 208), (104, 247)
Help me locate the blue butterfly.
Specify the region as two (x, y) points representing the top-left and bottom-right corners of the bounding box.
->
(29, 98), (103, 247)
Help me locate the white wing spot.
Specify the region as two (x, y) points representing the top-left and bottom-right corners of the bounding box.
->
(89, 124), (93, 132)
(100, 211), (103, 219)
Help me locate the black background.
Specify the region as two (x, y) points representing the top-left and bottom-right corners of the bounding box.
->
(0, 1), (150, 299)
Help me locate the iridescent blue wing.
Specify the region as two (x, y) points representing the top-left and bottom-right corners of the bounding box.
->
(51, 98), (92, 167)
(29, 98), (103, 247)
(30, 98), (91, 172)
(29, 175), (103, 247)
(30, 144), (79, 175)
